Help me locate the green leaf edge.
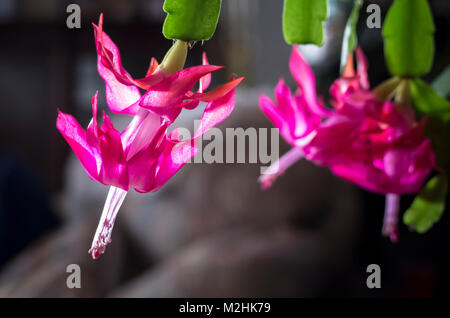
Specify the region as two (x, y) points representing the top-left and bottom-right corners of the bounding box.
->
(382, 0), (435, 77)
(403, 175), (448, 233)
(162, 0), (222, 41)
(432, 65), (450, 99)
(282, 0), (328, 46)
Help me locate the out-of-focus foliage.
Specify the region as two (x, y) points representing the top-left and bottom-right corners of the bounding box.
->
(383, 0), (435, 76)
(340, 0), (363, 73)
(282, 0), (328, 45)
(404, 175), (448, 233)
(410, 79), (450, 172)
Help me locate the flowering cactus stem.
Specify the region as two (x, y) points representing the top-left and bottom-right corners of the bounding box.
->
(259, 148), (304, 190)
(89, 186), (127, 259)
(382, 193), (400, 243)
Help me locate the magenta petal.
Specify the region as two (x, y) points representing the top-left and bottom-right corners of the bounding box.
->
(188, 77), (244, 102)
(145, 57), (159, 77)
(259, 82), (297, 146)
(289, 46), (329, 116)
(153, 136), (198, 191)
(329, 48), (370, 107)
(275, 80), (311, 139)
(97, 56), (141, 115)
(274, 79), (295, 120)
(57, 110), (102, 182)
(101, 71), (141, 115)
(258, 81), (319, 149)
(127, 122), (170, 193)
(356, 47), (370, 91)
(99, 124), (129, 190)
(329, 77), (361, 106)
(199, 52), (211, 93)
(86, 92), (100, 147)
(181, 100), (201, 110)
(194, 79), (237, 138)
(259, 94), (290, 141)
(135, 70), (170, 91)
(139, 65), (222, 110)
(93, 18), (141, 115)
(93, 16), (134, 86)
(380, 140), (434, 193)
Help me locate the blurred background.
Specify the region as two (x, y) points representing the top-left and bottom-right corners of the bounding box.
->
(0, 0), (449, 297)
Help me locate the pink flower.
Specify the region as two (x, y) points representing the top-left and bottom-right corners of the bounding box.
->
(259, 46), (434, 241)
(57, 15), (243, 258)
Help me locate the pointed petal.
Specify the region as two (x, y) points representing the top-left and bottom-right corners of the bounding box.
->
(146, 57), (159, 77)
(152, 135), (198, 191)
(274, 79), (295, 116)
(199, 52), (211, 93)
(134, 70), (170, 90)
(189, 77), (244, 102)
(57, 110), (102, 182)
(342, 52), (355, 77)
(93, 19), (141, 115)
(356, 47), (370, 90)
(194, 78), (238, 138)
(181, 100), (201, 110)
(259, 84), (298, 146)
(86, 92), (100, 146)
(98, 121), (129, 190)
(93, 17), (133, 86)
(289, 46), (329, 116)
(97, 60), (141, 115)
(139, 65), (223, 110)
(259, 94), (288, 138)
(275, 79), (301, 136)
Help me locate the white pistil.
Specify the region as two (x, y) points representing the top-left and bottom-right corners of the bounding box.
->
(89, 186), (128, 259)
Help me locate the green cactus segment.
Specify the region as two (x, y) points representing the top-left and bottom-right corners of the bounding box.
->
(282, 0), (328, 46)
(404, 175), (448, 233)
(163, 0), (221, 41)
(382, 0), (435, 76)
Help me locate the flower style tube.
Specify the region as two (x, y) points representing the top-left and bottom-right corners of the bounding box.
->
(57, 15), (243, 258)
(259, 46), (435, 241)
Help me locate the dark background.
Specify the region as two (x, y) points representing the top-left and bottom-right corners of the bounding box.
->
(0, 0), (448, 297)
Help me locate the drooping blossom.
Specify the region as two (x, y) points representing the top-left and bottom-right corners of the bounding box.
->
(259, 46), (434, 242)
(57, 15), (243, 258)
